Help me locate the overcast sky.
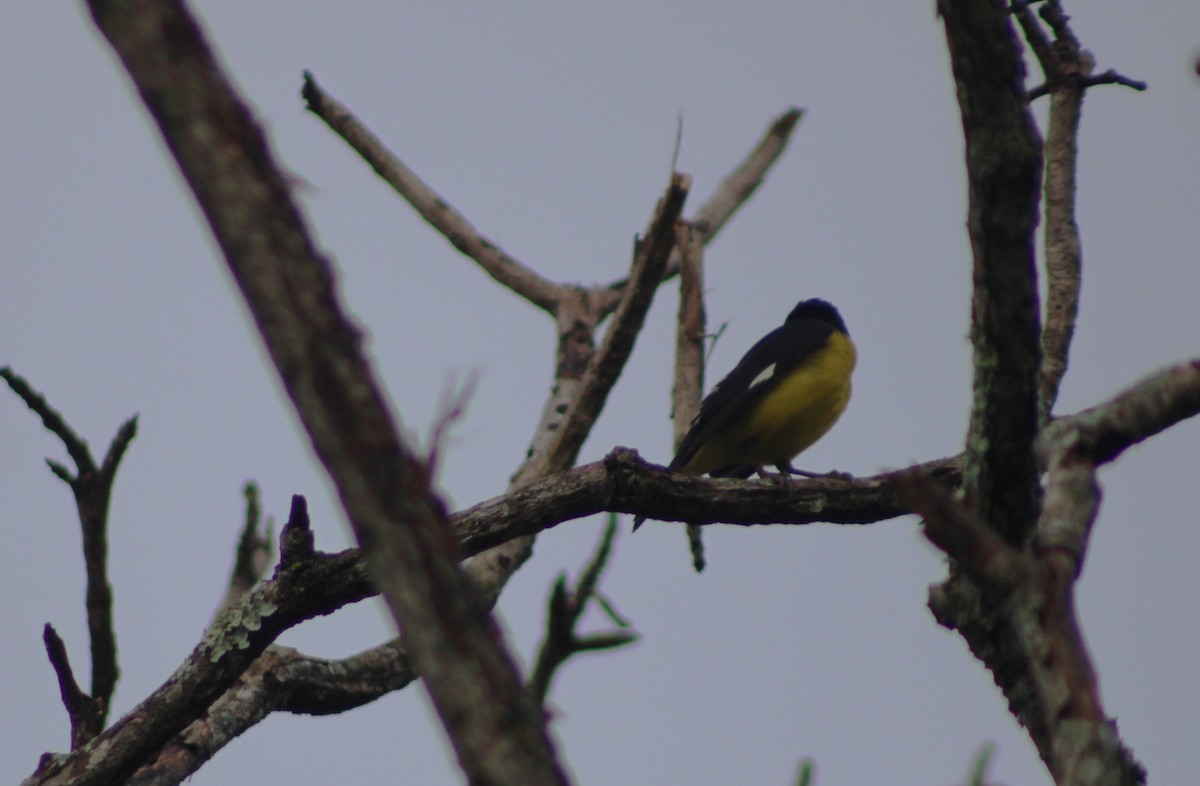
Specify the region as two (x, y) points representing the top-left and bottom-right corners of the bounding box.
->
(3, 2), (1199, 784)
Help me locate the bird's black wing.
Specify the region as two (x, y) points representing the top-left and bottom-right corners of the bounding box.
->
(669, 317), (836, 474)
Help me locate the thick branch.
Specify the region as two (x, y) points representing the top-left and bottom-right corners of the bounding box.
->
(128, 642), (416, 786)
(939, 0), (1044, 545)
(301, 72), (562, 314)
(77, 2), (566, 785)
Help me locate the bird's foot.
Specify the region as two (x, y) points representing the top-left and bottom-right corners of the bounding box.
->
(777, 462), (853, 482)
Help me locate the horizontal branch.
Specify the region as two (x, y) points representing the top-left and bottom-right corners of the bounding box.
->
(456, 449), (964, 550)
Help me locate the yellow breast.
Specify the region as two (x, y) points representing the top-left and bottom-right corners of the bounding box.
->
(683, 331), (856, 474)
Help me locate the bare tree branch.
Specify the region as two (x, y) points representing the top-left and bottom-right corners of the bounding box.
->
(2, 366), (133, 729)
(301, 72), (562, 314)
(465, 173), (688, 610)
(932, 4), (1151, 780)
(129, 642), (417, 786)
(536, 174), (690, 476)
(909, 462), (1144, 784)
(73, 2), (567, 785)
(215, 482), (272, 617)
(1013, 0), (1145, 425)
(598, 108), (803, 312)
(455, 450), (965, 546)
(674, 222), (707, 570)
(42, 625), (104, 750)
(896, 472), (1029, 592)
(938, 0), (1044, 546)
(1037, 359), (1200, 467)
(528, 516), (636, 707)
(691, 108), (803, 241)
(1013, 2), (1087, 424)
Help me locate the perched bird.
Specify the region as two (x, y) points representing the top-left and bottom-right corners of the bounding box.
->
(633, 298), (856, 531)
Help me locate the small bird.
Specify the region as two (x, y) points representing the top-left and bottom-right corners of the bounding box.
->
(633, 298), (856, 530)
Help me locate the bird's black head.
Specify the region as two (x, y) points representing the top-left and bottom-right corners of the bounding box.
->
(785, 299), (848, 335)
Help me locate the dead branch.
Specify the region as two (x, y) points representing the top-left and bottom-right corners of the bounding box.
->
(938, 0), (1044, 546)
(674, 222), (707, 570)
(528, 517), (636, 706)
(76, 1), (567, 785)
(597, 108), (804, 314)
(2, 366), (133, 731)
(1037, 360), (1200, 467)
(128, 642), (416, 786)
(301, 72), (562, 314)
(536, 174), (690, 476)
(42, 625), (104, 750)
(1013, 0), (1143, 425)
(214, 482), (272, 617)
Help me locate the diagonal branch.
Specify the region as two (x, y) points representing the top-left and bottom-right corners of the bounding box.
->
(77, 2), (566, 785)
(32, 351), (1196, 785)
(673, 222), (707, 569)
(1037, 359), (1200, 466)
(43, 624), (105, 750)
(301, 72), (561, 314)
(129, 642), (417, 786)
(535, 174), (689, 476)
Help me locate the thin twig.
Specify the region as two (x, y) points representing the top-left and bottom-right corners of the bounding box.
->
(301, 72), (561, 314)
(528, 516), (636, 705)
(2, 366), (133, 727)
(537, 174), (690, 475)
(43, 624), (104, 750)
(599, 108), (803, 311)
(674, 222), (707, 571)
(215, 482), (273, 617)
(426, 371), (480, 474)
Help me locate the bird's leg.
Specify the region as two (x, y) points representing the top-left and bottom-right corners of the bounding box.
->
(778, 461), (853, 481)
(755, 464), (793, 486)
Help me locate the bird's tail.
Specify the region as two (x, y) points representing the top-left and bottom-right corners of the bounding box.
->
(631, 514), (647, 532)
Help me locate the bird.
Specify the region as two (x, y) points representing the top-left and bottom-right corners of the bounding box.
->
(633, 298), (856, 531)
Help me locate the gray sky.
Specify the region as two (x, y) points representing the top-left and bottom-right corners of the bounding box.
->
(3, 2), (1198, 784)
